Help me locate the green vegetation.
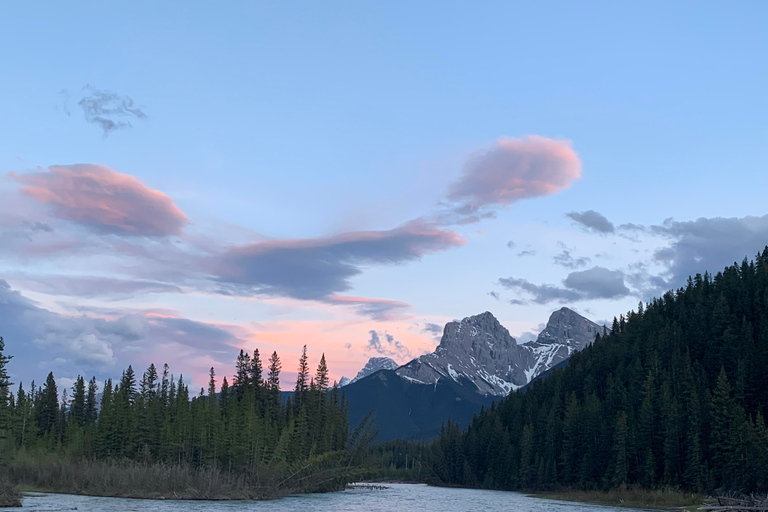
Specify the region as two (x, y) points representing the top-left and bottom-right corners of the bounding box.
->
(0, 336), (22, 506)
(0, 342), (372, 500)
(431, 248), (768, 494)
(531, 487), (705, 510)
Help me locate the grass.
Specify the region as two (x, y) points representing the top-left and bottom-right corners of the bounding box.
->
(530, 486), (707, 510)
(0, 480), (22, 508)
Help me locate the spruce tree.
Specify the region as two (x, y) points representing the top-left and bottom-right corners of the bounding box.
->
(70, 376), (86, 427)
(316, 353), (329, 393)
(294, 345), (309, 408)
(0, 337), (12, 458)
(37, 372), (59, 436)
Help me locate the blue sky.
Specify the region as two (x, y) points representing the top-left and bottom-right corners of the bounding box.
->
(1, 1), (767, 390)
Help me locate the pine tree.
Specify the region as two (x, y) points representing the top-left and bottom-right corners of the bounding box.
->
(294, 345), (309, 408)
(70, 376), (86, 427)
(316, 353), (329, 393)
(37, 372), (59, 436)
(0, 337), (12, 458)
(85, 377), (98, 426)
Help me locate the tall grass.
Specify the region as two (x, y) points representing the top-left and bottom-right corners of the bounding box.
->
(6, 449), (362, 500)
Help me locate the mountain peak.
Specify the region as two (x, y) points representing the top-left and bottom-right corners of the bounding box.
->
(536, 307), (603, 348)
(348, 356), (399, 384)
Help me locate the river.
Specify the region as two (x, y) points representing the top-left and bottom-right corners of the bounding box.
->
(11, 483), (654, 511)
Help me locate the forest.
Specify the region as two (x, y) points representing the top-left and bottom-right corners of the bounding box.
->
(0, 343), (371, 501)
(431, 248), (768, 493)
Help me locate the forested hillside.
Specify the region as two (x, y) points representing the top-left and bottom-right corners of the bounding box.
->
(432, 249), (768, 493)
(0, 344), (365, 498)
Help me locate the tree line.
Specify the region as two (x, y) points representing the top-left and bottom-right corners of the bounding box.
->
(0, 343), (367, 497)
(432, 248), (768, 493)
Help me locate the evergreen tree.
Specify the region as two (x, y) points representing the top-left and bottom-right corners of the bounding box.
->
(316, 353), (329, 393)
(37, 372), (58, 436)
(70, 376), (86, 427)
(85, 377), (98, 426)
(0, 337), (12, 457)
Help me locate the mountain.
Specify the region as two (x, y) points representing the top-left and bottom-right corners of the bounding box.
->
(396, 312), (533, 395)
(343, 308), (603, 441)
(520, 307), (605, 383)
(339, 357), (399, 387)
(396, 307), (604, 397)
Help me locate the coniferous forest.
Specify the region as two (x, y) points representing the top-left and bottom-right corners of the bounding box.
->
(0, 343), (372, 500)
(431, 249), (768, 494)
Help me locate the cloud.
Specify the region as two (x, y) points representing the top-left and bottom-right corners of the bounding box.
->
(445, 136), (581, 218)
(146, 315), (240, 355)
(0, 280), (241, 385)
(15, 275), (181, 301)
(326, 295), (410, 321)
(506, 241), (515, 249)
(553, 249), (591, 269)
(517, 250), (537, 257)
(10, 164), (188, 236)
(563, 266), (630, 299)
(488, 291), (501, 300)
(77, 86), (147, 137)
(499, 266), (630, 304)
(499, 277), (581, 304)
(365, 330), (412, 361)
(422, 323), (443, 336)
(566, 210), (615, 234)
(651, 214), (768, 288)
(211, 221), (465, 300)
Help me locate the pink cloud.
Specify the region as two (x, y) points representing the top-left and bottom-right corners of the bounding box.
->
(10, 164), (188, 236)
(447, 135), (581, 214)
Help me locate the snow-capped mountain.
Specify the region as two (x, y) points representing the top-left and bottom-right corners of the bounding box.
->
(339, 356), (400, 387)
(521, 307), (605, 382)
(395, 308), (604, 396)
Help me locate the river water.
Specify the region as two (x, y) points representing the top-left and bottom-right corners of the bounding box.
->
(10, 483), (653, 511)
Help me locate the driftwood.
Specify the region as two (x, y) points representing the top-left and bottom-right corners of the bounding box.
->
(695, 495), (768, 511)
(346, 483), (390, 490)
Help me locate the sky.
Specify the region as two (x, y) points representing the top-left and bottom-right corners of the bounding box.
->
(1, 1), (767, 392)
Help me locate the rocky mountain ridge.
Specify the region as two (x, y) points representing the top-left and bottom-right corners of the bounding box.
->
(339, 356), (399, 387)
(395, 307), (604, 396)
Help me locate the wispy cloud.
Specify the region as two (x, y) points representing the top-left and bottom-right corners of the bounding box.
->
(566, 210), (615, 234)
(365, 330), (412, 361)
(77, 85), (147, 137)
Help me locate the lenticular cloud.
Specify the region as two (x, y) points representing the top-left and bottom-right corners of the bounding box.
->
(447, 135), (581, 214)
(11, 164), (189, 237)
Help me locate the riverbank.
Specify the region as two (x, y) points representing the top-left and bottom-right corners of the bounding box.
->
(0, 481), (22, 507)
(531, 487), (706, 510)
